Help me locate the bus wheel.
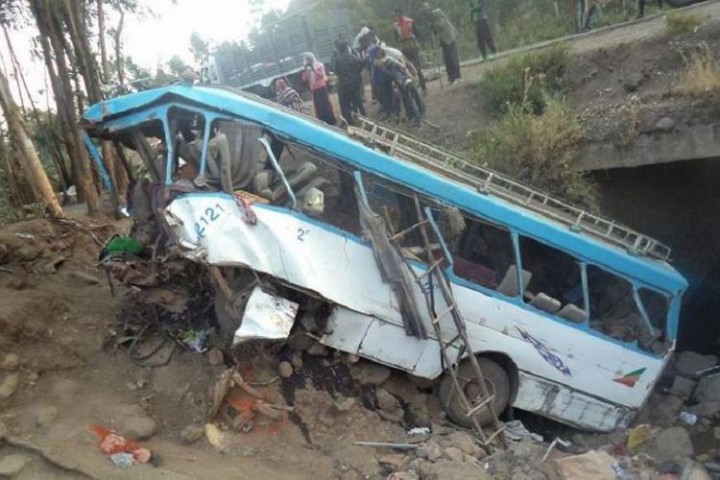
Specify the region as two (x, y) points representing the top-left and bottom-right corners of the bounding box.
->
(438, 357), (511, 428)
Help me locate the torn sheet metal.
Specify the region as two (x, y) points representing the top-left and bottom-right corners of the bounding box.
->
(233, 287), (299, 344)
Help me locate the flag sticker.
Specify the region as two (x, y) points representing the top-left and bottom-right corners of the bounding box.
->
(613, 368), (647, 387)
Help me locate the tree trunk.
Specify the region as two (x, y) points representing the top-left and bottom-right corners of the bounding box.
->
(114, 10), (125, 85)
(97, 0), (110, 84)
(0, 67), (62, 217)
(30, 0), (98, 215)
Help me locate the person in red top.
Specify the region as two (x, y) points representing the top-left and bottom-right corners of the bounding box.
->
(392, 9), (426, 94)
(301, 52), (337, 126)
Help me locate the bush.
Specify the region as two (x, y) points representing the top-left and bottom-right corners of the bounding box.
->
(676, 42), (720, 104)
(467, 100), (598, 211)
(481, 45), (571, 117)
(665, 11), (704, 36)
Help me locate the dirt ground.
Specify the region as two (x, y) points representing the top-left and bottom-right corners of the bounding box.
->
(373, 0), (720, 155)
(3, 4), (720, 479)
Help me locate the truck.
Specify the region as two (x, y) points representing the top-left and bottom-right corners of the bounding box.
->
(200, 1), (352, 98)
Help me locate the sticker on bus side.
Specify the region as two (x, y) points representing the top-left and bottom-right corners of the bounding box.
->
(613, 368), (646, 388)
(517, 327), (572, 376)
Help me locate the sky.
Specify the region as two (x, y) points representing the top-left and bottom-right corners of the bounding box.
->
(123, 0), (292, 69)
(0, 0), (291, 105)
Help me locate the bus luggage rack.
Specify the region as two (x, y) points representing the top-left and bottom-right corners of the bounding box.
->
(348, 116), (672, 262)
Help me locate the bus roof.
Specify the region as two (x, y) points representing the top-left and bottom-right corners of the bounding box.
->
(82, 85), (688, 294)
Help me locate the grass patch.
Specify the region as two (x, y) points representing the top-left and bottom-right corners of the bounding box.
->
(481, 45), (571, 117)
(676, 43), (720, 103)
(665, 11), (704, 36)
(468, 100), (598, 211)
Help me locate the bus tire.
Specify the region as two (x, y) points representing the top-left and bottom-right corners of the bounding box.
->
(438, 357), (511, 428)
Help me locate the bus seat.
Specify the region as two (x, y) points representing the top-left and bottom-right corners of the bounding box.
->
(496, 265), (532, 297)
(530, 293), (561, 313)
(271, 162), (318, 202)
(558, 304), (588, 323)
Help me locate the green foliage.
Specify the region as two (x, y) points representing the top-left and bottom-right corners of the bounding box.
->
(167, 55), (189, 76)
(189, 31), (210, 64)
(468, 100), (598, 211)
(481, 45), (570, 117)
(665, 11), (704, 36)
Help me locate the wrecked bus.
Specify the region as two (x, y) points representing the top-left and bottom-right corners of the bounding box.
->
(82, 84), (687, 434)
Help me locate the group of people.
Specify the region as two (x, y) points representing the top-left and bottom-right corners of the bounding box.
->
(272, 1), (497, 128)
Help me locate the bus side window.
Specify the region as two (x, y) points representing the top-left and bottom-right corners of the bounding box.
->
(452, 215), (514, 292)
(587, 265), (662, 351)
(518, 236), (586, 319)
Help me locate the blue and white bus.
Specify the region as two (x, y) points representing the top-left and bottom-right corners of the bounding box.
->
(83, 84), (687, 432)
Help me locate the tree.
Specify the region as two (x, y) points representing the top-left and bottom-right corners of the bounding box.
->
(0, 65), (62, 217)
(167, 55), (189, 76)
(189, 31), (209, 65)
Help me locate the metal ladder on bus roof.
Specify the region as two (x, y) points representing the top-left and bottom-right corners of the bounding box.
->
(347, 116), (672, 262)
(390, 196), (507, 448)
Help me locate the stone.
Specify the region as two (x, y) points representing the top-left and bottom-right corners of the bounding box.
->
(290, 354), (303, 370)
(439, 431), (480, 457)
(120, 416), (157, 440)
(207, 348), (224, 366)
(352, 362), (391, 386)
(443, 447), (465, 462)
(204, 423), (227, 451)
(555, 451), (617, 480)
(623, 73), (644, 92)
(690, 402), (719, 419)
(417, 441), (443, 462)
(418, 460), (493, 480)
(306, 343), (329, 357)
(0, 454), (28, 477)
(35, 405), (58, 428)
(334, 397), (356, 413)
(286, 333), (315, 352)
(345, 354), (360, 364)
(695, 375), (720, 403)
(653, 117), (675, 133)
(681, 460), (712, 480)
(180, 425), (204, 444)
(376, 388), (403, 422)
(0, 373), (19, 399)
(278, 361), (294, 378)
(1, 354), (19, 371)
(387, 471), (419, 480)
(675, 352), (718, 377)
(669, 376), (697, 398)
(377, 454), (408, 471)
(646, 427), (694, 461)
(67, 270), (100, 285)
(316, 406), (336, 427)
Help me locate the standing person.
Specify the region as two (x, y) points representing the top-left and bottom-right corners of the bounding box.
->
(393, 9), (426, 94)
(425, 3), (462, 84)
(274, 78), (305, 113)
(333, 39), (366, 125)
(301, 52), (337, 126)
(470, 0), (496, 62)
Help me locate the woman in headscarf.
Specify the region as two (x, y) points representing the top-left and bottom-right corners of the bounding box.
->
(274, 78), (304, 113)
(301, 52), (337, 126)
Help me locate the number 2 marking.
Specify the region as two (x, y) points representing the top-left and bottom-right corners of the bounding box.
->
(297, 228), (309, 242)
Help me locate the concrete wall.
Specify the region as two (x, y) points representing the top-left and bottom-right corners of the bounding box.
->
(580, 123), (720, 171)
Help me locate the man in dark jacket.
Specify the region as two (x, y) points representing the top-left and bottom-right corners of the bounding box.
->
(332, 38), (366, 125)
(470, 0), (496, 61)
(393, 9), (427, 93)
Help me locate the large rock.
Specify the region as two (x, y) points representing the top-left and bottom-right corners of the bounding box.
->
(437, 431), (481, 458)
(352, 362), (391, 386)
(695, 375), (720, 403)
(180, 425), (204, 444)
(646, 427), (694, 461)
(668, 376), (697, 398)
(414, 460), (493, 480)
(0, 373), (19, 399)
(1, 354), (19, 371)
(0, 454), (29, 477)
(555, 451), (616, 480)
(675, 352), (718, 377)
